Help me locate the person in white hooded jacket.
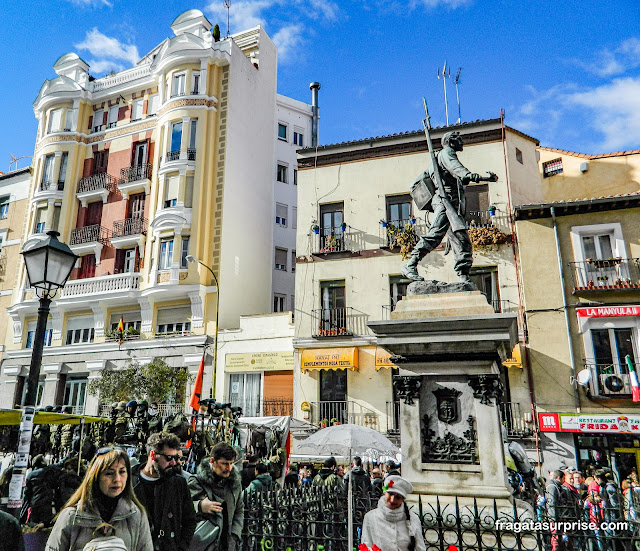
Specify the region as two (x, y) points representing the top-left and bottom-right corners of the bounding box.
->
(361, 475), (426, 551)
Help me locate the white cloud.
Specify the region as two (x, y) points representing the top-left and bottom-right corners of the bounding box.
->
(566, 77), (640, 151)
(410, 0), (472, 8)
(306, 0), (339, 20)
(272, 24), (305, 63)
(574, 37), (640, 77)
(86, 59), (125, 74)
(205, 0), (273, 32)
(75, 28), (139, 67)
(66, 0), (113, 6)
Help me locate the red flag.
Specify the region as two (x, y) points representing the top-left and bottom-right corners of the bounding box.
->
(626, 355), (640, 403)
(189, 352), (205, 411)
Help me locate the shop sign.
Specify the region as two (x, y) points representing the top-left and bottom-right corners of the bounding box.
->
(503, 344), (522, 369)
(576, 305), (640, 318)
(539, 412), (640, 434)
(225, 351), (294, 373)
(375, 347), (398, 370)
(300, 347), (358, 371)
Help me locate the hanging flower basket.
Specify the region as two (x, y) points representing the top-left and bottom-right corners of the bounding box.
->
(312, 224), (320, 234)
(468, 225), (510, 251)
(380, 220), (388, 228)
(340, 222), (347, 232)
(386, 221), (419, 259)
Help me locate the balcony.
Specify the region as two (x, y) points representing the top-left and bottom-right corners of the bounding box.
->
(499, 401), (534, 438)
(379, 218), (426, 249)
(70, 224), (109, 259)
(311, 307), (368, 338)
(166, 150), (180, 162)
(39, 180), (64, 192)
(118, 163), (152, 199)
(569, 258), (640, 291)
(76, 173), (117, 206)
(111, 217), (147, 250)
(60, 272), (140, 299)
(312, 228), (358, 255)
(187, 148), (196, 161)
(585, 362), (639, 398)
(308, 401), (380, 430)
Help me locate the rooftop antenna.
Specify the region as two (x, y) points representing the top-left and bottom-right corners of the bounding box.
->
(437, 61), (451, 126)
(453, 67), (462, 124)
(9, 154), (32, 172)
(223, 0), (231, 37)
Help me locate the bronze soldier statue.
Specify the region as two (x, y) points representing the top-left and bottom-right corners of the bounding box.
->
(402, 103), (498, 282)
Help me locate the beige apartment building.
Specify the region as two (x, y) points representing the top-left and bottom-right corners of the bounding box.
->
(515, 148), (640, 478)
(293, 119), (543, 438)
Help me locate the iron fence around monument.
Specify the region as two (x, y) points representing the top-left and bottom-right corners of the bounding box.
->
(240, 485), (640, 551)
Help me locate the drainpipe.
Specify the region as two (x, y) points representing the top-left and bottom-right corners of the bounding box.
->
(310, 82), (320, 147)
(551, 206), (581, 414)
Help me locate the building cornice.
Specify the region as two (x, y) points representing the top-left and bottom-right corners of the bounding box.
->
(514, 193), (640, 220)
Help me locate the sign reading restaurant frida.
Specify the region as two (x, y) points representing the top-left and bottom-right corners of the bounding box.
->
(576, 305), (640, 318)
(539, 412), (640, 434)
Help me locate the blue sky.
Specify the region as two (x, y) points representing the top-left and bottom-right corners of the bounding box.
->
(2, 0), (640, 172)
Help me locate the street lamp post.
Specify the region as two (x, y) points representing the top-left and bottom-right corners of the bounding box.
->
(186, 255), (219, 399)
(8, 231), (77, 514)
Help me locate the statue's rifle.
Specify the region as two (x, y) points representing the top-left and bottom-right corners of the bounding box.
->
(421, 98), (468, 233)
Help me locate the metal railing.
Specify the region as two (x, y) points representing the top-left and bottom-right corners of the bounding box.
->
(39, 179), (64, 192)
(61, 273), (140, 297)
(311, 307), (369, 337)
(99, 402), (185, 418)
(120, 163), (152, 183)
(466, 210), (495, 227)
(491, 299), (519, 313)
(585, 362), (640, 398)
(77, 172), (117, 194)
(312, 228), (358, 254)
(499, 401), (534, 438)
(153, 330), (192, 338)
(379, 218), (426, 249)
(166, 150), (180, 162)
(112, 217), (147, 237)
(70, 224), (109, 245)
(308, 400), (379, 429)
(187, 148), (196, 161)
(385, 400), (400, 434)
(569, 258), (640, 290)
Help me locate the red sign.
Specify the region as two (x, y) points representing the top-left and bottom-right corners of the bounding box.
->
(576, 305), (640, 318)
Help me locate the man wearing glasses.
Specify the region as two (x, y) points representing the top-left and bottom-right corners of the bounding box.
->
(133, 432), (197, 551)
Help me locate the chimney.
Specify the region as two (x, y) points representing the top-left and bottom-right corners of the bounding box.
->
(309, 82), (321, 147)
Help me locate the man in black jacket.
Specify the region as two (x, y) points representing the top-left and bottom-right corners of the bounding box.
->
(344, 457), (370, 494)
(133, 432), (196, 551)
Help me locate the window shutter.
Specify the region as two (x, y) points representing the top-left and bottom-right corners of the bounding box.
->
(165, 175), (179, 202)
(156, 306), (191, 325)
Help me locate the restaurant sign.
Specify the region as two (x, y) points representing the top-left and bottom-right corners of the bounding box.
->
(576, 305), (640, 318)
(539, 412), (640, 434)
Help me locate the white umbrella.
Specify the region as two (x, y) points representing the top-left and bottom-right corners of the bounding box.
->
(297, 424), (400, 550)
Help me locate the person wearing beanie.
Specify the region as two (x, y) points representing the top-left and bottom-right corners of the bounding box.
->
(361, 475), (425, 551)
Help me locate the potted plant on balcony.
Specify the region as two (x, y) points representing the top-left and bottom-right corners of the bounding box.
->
(488, 205), (497, 216)
(320, 234), (338, 253)
(312, 224), (320, 234)
(468, 225), (510, 252)
(586, 257), (623, 268)
(331, 418), (340, 426)
(320, 418), (328, 428)
(340, 222), (347, 232)
(386, 221), (419, 259)
(380, 219), (388, 228)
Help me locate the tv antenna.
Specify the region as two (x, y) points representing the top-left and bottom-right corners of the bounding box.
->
(9, 154), (32, 172)
(223, 0), (231, 37)
(437, 61), (451, 126)
(453, 67), (462, 124)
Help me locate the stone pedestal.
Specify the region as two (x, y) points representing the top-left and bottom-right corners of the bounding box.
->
(368, 286), (518, 509)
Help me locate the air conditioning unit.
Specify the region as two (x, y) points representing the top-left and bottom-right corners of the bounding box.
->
(599, 374), (631, 396)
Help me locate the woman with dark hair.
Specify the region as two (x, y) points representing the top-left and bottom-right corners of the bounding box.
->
(46, 447), (152, 551)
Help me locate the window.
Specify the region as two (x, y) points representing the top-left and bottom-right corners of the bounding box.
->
(543, 158), (563, 177)
(64, 108), (77, 132)
(79, 254), (96, 279)
(52, 205), (61, 231)
(292, 207), (297, 230)
(589, 327), (638, 396)
(108, 105), (119, 128)
(465, 184), (490, 226)
(109, 315), (141, 333)
(275, 248), (287, 271)
(319, 203), (344, 251)
(229, 373), (262, 417)
(159, 238), (174, 269)
(469, 267), (499, 311)
(58, 152), (68, 189)
(93, 109), (104, 132)
(181, 237), (190, 268)
(115, 248), (137, 274)
(0, 197), (9, 219)
(277, 123), (287, 141)
(276, 203), (287, 227)
(63, 379), (87, 413)
(148, 94), (159, 116)
(389, 275), (411, 310)
(42, 154), (55, 186)
(277, 163), (288, 183)
(93, 150), (108, 175)
(47, 108), (62, 134)
(65, 315), (95, 345)
(131, 99), (143, 121)
(170, 121), (182, 155)
(291, 250), (296, 272)
(34, 208), (46, 233)
(172, 73), (186, 97)
(156, 306), (191, 335)
(26, 321), (53, 349)
(164, 175), (179, 208)
(273, 294), (286, 312)
(293, 131), (304, 147)
(386, 194), (412, 224)
(515, 147), (523, 164)
(319, 280), (347, 335)
(293, 169), (298, 186)
(192, 71), (201, 94)
(189, 119), (197, 157)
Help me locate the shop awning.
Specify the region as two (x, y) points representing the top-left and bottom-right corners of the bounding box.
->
(300, 347), (358, 372)
(0, 409), (109, 426)
(375, 347), (398, 370)
(502, 344), (522, 369)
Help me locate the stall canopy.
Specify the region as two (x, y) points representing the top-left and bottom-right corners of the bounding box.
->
(0, 409), (108, 426)
(300, 347), (358, 372)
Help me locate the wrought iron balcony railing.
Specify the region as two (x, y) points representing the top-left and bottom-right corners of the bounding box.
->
(166, 150), (180, 162)
(70, 224), (110, 245)
(569, 258), (640, 290)
(77, 172), (117, 194)
(309, 400), (379, 430)
(585, 362), (640, 398)
(466, 210), (495, 227)
(39, 180), (64, 192)
(120, 163), (152, 183)
(187, 148), (196, 161)
(386, 401), (400, 434)
(499, 401), (534, 438)
(311, 307), (369, 337)
(379, 218), (426, 249)
(312, 228), (358, 254)
(112, 217), (147, 237)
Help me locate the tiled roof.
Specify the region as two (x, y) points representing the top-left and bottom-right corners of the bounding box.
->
(514, 192), (640, 220)
(539, 146), (640, 159)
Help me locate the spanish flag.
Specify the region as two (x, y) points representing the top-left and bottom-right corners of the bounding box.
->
(189, 352), (205, 412)
(117, 317), (125, 344)
(626, 355), (640, 403)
